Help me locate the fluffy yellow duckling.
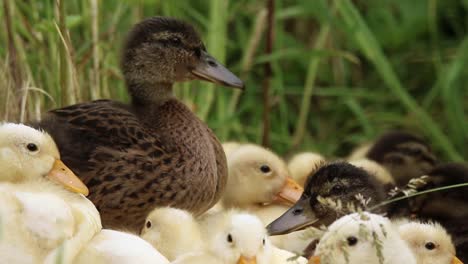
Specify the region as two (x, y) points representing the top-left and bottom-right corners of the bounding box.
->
(222, 144), (303, 209)
(348, 158), (395, 186)
(140, 207), (203, 261)
(398, 222), (463, 264)
(222, 144), (312, 253)
(311, 212), (416, 264)
(172, 210), (307, 264)
(74, 229), (170, 264)
(288, 152), (326, 187)
(223, 141), (242, 157)
(0, 123), (100, 263)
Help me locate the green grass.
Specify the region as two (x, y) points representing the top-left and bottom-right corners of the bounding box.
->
(0, 0), (467, 161)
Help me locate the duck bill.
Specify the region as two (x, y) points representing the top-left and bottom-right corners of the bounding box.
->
(266, 198), (319, 236)
(237, 255), (256, 264)
(191, 51), (244, 89)
(309, 256), (320, 264)
(47, 159), (89, 196)
(272, 177), (304, 206)
(452, 256), (463, 264)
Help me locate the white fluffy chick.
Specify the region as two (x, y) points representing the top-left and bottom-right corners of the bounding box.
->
(312, 212), (416, 264)
(288, 152), (326, 187)
(140, 207), (203, 261)
(398, 222), (463, 264)
(0, 123), (100, 263)
(75, 229), (170, 264)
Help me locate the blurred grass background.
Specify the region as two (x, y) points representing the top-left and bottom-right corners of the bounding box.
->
(0, 0), (467, 161)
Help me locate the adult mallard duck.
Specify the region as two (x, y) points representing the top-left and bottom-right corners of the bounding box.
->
(33, 17), (244, 232)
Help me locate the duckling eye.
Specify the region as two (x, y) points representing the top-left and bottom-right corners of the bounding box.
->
(145, 220), (152, 229)
(227, 234), (233, 243)
(260, 165), (271, 173)
(262, 238), (266, 246)
(330, 184), (343, 195)
(347, 236), (358, 246)
(170, 36), (182, 46)
(425, 242), (436, 250)
(26, 143), (38, 152)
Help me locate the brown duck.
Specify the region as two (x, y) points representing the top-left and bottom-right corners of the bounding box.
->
(33, 17), (244, 232)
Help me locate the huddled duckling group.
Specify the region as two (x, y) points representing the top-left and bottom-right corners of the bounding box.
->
(0, 15), (466, 264)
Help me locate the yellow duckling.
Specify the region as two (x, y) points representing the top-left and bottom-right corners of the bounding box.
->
(0, 123), (100, 263)
(398, 222), (463, 264)
(140, 207), (203, 261)
(311, 212), (416, 264)
(287, 152), (326, 187)
(173, 210), (308, 264)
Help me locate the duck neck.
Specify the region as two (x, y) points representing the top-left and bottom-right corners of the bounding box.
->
(128, 81), (175, 106)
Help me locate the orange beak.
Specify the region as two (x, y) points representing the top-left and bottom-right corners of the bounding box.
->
(309, 255), (320, 264)
(452, 256), (463, 264)
(273, 177), (304, 206)
(237, 255), (257, 264)
(47, 159), (89, 196)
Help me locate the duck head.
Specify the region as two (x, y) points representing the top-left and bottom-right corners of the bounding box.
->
(200, 211), (272, 264)
(0, 123), (88, 195)
(266, 162), (386, 235)
(222, 144), (303, 208)
(122, 16), (244, 102)
(398, 222), (463, 264)
(366, 131), (437, 186)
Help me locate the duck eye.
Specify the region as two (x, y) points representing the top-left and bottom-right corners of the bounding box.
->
(347, 236), (358, 246)
(170, 36), (182, 45)
(262, 238), (266, 246)
(331, 185), (343, 194)
(146, 220), (152, 229)
(227, 234), (233, 243)
(260, 165), (271, 173)
(425, 242), (436, 250)
(26, 143), (38, 152)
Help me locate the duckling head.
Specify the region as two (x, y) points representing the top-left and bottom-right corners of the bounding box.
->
(398, 222), (462, 264)
(267, 162), (386, 235)
(311, 212), (416, 264)
(223, 144), (303, 208)
(140, 207), (203, 261)
(0, 123), (88, 195)
(366, 131), (437, 186)
(122, 16), (243, 102)
(200, 211), (272, 264)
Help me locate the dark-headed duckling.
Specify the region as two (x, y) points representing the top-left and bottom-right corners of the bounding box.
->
(33, 17), (244, 232)
(266, 162), (387, 235)
(366, 131), (438, 186)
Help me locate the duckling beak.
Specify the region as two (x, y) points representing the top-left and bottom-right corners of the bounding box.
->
(47, 160), (89, 196)
(272, 177), (304, 206)
(266, 198), (319, 236)
(452, 256), (463, 264)
(309, 256), (320, 264)
(191, 51), (244, 89)
(237, 255), (256, 264)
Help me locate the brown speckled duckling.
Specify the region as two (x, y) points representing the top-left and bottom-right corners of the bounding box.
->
(33, 17), (244, 232)
(366, 131), (438, 186)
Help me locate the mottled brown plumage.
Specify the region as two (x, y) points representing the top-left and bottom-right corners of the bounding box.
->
(32, 17), (244, 232)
